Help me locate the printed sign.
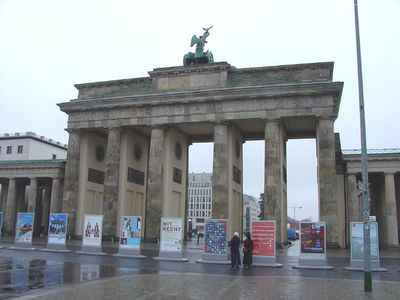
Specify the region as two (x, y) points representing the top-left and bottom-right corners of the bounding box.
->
(48, 213), (68, 245)
(119, 216), (141, 249)
(160, 217), (183, 252)
(300, 222), (326, 259)
(82, 215), (103, 247)
(204, 219), (227, 254)
(15, 213), (34, 243)
(350, 222), (379, 261)
(252, 220), (275, 257)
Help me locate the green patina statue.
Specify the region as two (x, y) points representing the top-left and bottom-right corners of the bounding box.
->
(183, 26), (214, 66)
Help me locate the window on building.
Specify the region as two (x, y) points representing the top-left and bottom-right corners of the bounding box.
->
(0, 146), (2, 154)
(17, 145), (23, 153)
(52, 154), (57, 159)
(6, 146), (12, 154)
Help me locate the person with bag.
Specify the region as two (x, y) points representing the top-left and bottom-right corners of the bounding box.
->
(242, 231), (253, 268)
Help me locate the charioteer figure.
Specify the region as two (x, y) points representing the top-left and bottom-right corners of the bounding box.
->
(183, 26), (214, 66)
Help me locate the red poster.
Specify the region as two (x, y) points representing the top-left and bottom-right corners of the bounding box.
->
(252, 221), (275, 257)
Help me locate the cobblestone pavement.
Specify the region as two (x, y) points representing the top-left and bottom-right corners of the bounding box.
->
(0, 238), (398, 299)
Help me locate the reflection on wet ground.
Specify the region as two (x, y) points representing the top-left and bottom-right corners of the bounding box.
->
(0, 258), (139, 300)
(0, 239), (399, 299)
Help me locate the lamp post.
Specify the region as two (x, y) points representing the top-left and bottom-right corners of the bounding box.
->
(354, 0), (372, 292)
(290, 203), (302, 221)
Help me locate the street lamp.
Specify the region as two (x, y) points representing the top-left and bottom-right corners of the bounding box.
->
(290, 203), (302, 221)
(354, 0), (372, 292)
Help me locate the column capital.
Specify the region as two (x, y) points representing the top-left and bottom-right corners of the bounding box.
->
(384, 172), (396, 177)
(263, 117), (281, 123)
(316, 116), (335, 122)
(214, 120), (229, 126)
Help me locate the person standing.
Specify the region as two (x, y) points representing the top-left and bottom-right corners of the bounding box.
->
(243, 231), (253, 268)
(229, 232), (241, 268)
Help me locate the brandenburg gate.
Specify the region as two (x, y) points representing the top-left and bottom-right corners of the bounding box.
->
(58, 60), (344, 247)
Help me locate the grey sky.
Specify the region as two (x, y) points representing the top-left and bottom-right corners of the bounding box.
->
(1, 0), (399, 221)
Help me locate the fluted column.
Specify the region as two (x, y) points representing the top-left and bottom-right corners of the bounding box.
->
(145, 127), (165, 242)
(42, 185), (51, 230)
(264, 119), (282, 243)
(317, 117), (337, 246)
(103, 127), (121, 238)
(27, 178), (38, 213)
(50, 177), (61, 213)
(62, 129), (81, 237)
(4, 178), (17, 234)
(347, 173), (361, 222)
(212, 122), (229, 219)
(385, 172), (399, 246)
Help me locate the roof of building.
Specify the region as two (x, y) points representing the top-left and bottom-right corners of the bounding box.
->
(0, 132), (67, 149)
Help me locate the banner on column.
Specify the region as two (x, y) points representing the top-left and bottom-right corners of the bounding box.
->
(48, 213), (68, 245)
(0, 212), (3, 238)
(252, 220), (275, 257)
(119, 216), (141, 249)
(82, 215), (103, 247)
(160, 217), (183, 252)
(299, 222), (326, 259)
(204, 219), (228, 254)
(15, 212), (34, 243)
(350, 222), (379, 262)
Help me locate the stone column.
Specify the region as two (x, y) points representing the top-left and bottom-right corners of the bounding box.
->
(0, 180), (7, 213)
(264, 119), (282, 243)
(103, 127), (121, 238)
(27, 178), (38, 213)
(62, 129), (81, 237)
(145, 127), (165, 242)
(212, 122), (229, 219)
(42, 185), (51, 230)
(4, 178), (17, 234)
(317, 117), (337, 246)
(50, 177), (61, 213)
(384, 172), (399, 246)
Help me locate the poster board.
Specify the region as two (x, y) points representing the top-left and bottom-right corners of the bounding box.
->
(82, 215), (103, 247)
(119, 216), (141, 250)
(204, 219), (228, 255)
(48, 213), (68, 245)
(15, 213), (34, 243)
(160, 217), (183, 252)
(350, 222), (379, 262)
(252, 220), (276, 258)
(299, 222), (326, 260)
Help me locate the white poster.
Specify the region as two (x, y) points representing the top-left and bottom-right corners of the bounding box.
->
(82, 215), (103, 247)
(160, 217), (183, 252)
(350, 222), (379, 262)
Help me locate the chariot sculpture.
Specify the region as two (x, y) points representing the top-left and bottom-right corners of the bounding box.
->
(183, 26), (214, 66)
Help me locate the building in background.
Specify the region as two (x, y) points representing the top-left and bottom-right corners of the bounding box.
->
(243, 194), (261, 233)
(187, 172), (212, 233)
(0, 132), (67, 235)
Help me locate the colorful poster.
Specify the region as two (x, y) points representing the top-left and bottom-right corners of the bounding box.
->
(15, 213), (34, 243)
(0, 212), (3, 238)
(160, 217), (183, 252)
(82, 215), (103, 247)
(252, 221), (275, 257)
(48, 213), (68, 245)
(119, 216), (141, 249)
(204, 219), (227, 254)
(351, 222), (379, 261)
(300, 222), (326, 258)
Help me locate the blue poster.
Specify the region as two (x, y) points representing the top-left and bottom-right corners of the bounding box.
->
(204, 219), (227, 254)
(120, 216), (141, 249)
(48, 213), (68, 245)
(15, 213), (34, 243)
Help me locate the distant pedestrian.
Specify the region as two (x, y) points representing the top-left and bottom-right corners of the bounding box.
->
(229, 232), (241, 268)
(242, 231), (253, 268)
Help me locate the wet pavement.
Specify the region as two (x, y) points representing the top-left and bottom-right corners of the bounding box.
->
(0, 237), (398, 299)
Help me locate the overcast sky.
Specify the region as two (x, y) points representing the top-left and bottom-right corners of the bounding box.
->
(1, 0), (399, 221)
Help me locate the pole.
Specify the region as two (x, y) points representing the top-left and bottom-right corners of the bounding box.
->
(354, 0), (372, 292)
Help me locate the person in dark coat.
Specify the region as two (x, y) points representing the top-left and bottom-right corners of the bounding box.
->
(229, 232), (241, 268)
(242, 231), (253, 268)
